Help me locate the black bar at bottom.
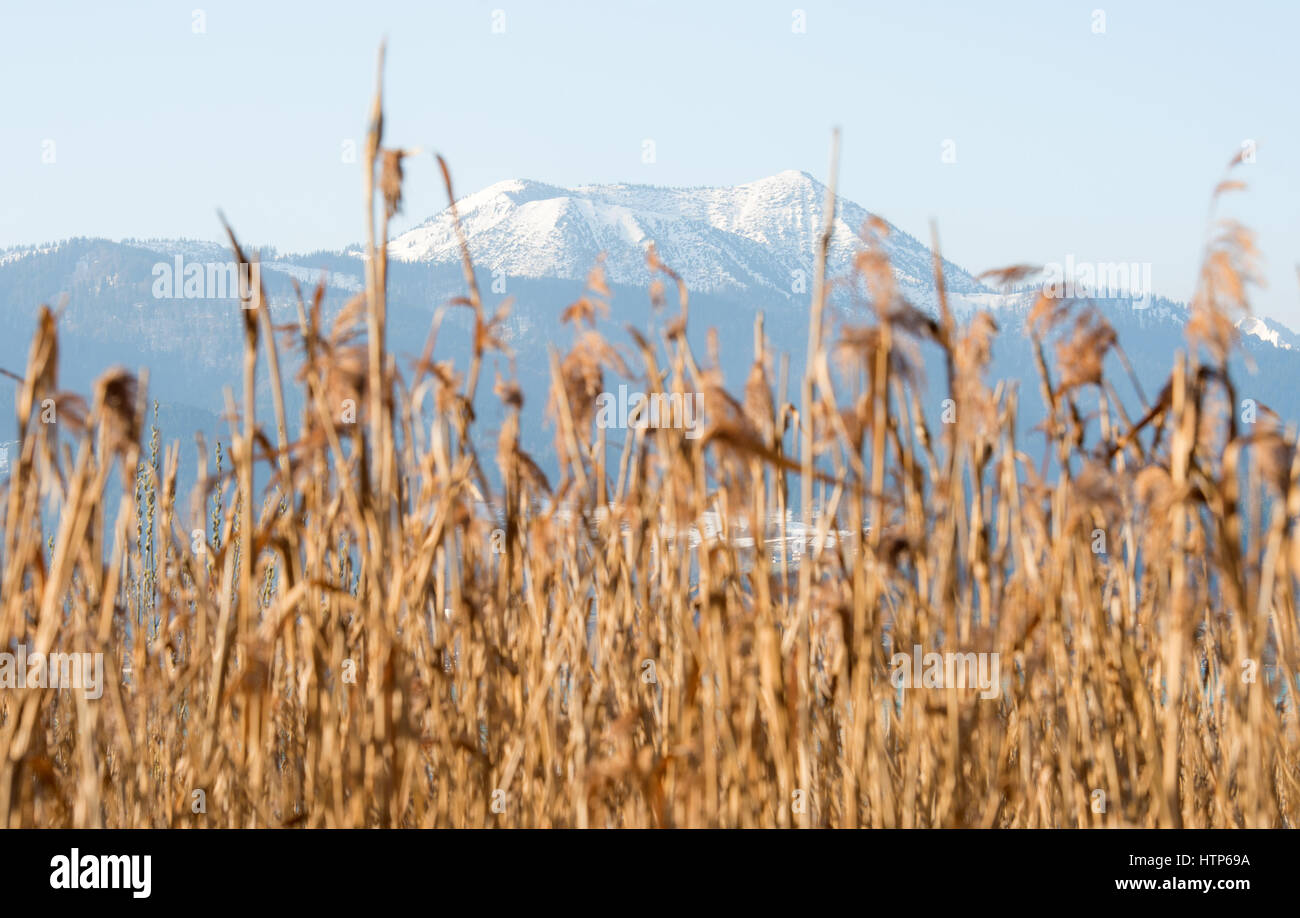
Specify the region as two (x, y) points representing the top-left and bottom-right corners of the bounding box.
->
(0, 828), (1281, 907)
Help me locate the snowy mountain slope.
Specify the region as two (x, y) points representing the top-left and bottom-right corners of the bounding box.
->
(387, 171), (994, 313)
(1238, 315), (1300, 351)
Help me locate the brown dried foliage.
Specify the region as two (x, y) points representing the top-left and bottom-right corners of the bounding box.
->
(0, 61), (1296, 829)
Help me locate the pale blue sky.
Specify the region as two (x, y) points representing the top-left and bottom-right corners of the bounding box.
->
(3, 0), (1298, 324)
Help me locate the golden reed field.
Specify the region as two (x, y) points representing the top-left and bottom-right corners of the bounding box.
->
(2, 53), (1297, 829)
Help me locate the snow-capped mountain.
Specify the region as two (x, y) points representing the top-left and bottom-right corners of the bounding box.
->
(1238, 315), (1300, 351)
(387, 170), (998, 314)
(2, 171), (1299, 482)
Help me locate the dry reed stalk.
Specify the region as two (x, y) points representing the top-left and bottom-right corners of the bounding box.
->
(0, 56), (1296, 829)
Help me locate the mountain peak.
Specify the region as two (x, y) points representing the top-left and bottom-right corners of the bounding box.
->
(388, 173), (989, 302)
(1238, 315), (1300, 351)
(745, 169), (824, 192)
